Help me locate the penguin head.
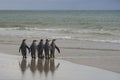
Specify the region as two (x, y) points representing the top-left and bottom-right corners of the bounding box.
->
(23, 39), (26, 42)
(46, 39), (50, 42)
(52, 39), (56, 42)
(46, 39), (48, 41)
(40, 39), (43, 42)
(33, 40), (37, 42)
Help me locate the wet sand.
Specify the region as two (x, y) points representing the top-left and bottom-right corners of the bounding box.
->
(0, 35), (120, 74)
(0, 53), (120, 80)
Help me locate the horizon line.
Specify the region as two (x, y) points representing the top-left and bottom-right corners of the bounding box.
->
(0, 9), (120, 11)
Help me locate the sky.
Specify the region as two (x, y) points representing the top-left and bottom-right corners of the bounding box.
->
(0, 0), (120, 10)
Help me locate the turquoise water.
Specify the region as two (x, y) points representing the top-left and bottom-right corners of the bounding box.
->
(0, 10), (120, 43)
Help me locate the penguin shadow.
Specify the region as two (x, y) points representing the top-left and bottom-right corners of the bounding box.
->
(29, 59), (37, 74)
(19, 58), (29, 74)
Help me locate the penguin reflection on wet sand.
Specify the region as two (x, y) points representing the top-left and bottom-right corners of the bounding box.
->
(37, 39), (44, 59)
(19, 39), (30, 58)
(19, 59), (28, 74)
(50, 39), (60, 58)
(50, 59), (60, 75)
(29, 59), (37, 74)
(44, 39), (50, 59)
(37, 59), (44, 74)
(30, 40), (37, 59)
(44, 59), (50, 77)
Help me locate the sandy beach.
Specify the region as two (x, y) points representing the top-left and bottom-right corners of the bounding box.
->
(0, 35), (120, 74)
(0, 53), (120, 80)
(0, 5), (120, 80)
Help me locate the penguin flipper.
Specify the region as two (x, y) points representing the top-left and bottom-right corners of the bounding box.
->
(55, 46), (60, 53)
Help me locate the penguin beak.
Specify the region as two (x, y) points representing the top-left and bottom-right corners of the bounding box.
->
(53, 39), (56, 41)
(33, 40), (37, 42)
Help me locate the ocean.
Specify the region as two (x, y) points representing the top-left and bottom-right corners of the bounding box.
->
(0, 10), (120, 43)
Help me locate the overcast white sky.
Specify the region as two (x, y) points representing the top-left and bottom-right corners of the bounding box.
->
(0, 0), (120, 10)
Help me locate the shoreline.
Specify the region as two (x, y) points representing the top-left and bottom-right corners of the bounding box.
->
(61, 56), (120, 73)
(0, 35), (120, 73)
(0, 52), (119, 80)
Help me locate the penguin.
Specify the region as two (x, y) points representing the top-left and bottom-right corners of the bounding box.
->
(44, 39), (50, 59)
(50, 39), (60, 58)
(30, 40), (37, 59)
(19, 39), (30, 58)
(37, 39), (44, 59)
